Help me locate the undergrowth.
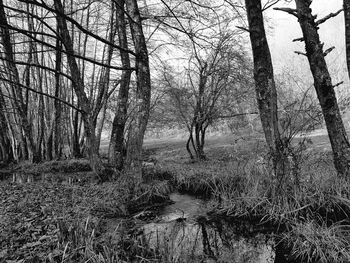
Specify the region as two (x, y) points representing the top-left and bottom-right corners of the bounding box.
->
(151, 145), (350, 263)
(2, 138), (350, 262)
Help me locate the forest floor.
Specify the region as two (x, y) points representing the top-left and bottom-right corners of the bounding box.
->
(1, 130), (350, 262)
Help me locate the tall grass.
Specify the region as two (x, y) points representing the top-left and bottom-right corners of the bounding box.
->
(281, 221), (350, 263)
(152, 146), (350, 262)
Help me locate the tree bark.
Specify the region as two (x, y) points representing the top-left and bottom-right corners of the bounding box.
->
(71, 109), (83, 158)
(125, 0), (151, 177)
(0, 92), (13, 164)
(194, 65), (207, 160)
(54, 0), (104, 176)
(53, 20), (63, 159)
(109, 0), (132, 170)
(344, 0), (350, 79)
(295, 0), (350, 175)
(0, 0), (40, 163)
(245, 0), (286, 181)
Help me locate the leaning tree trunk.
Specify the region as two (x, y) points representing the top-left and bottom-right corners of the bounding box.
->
(109, 0), (132, 170)
(54, 0), (105, 176)
(125, 0), (152, 178)
(295, 0), (350, 176)
(245, 0), (286, 183)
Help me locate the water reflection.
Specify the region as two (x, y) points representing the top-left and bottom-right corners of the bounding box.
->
(159, 193), (208, 221)
(142, 193), (275, 263)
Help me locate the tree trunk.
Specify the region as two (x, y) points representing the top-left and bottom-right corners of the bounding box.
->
(71, 110), (83, 158)
(0, 105), (13, 164)
(344, 0), (350, 79)
(295, 0), (350, 176)
(0, 88), (13, 164)
(186, 134), (195, 160)
(0, 0), (39, 163)
(194, 67), (207, 160)
(53, 20), (63, 159)
(195, 124), (206, 160)
(109, 0), (131, 170)
(245, 0), (287, 190)
(125, 0), (151, 178)
(54, 0), (104, 176)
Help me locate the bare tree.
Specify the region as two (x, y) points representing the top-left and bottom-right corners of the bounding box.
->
(109, 0), (132, 171)
(124, 0), (152, 178)
(244, 0), (288, 190)
(160, 34), (251, 160)
(276, 1), (350, 176)
(0, 0), (42, 163)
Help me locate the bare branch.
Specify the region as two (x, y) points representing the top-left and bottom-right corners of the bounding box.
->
(294, 51), (307, 56)
(218, 112), (259, 119)
(0, 77), (82, 112)
(293, 37), (304, 42)
(262, 0), (280, 11)
(274, 7), (299, 18)
(333, 81), (344, 88)
(0, 57), (73, 81)
(316, 8), (343, 26)
(0, 24), (135, 71)
(236, 26), (250, 33)
(324, 46), (335, 56)
(16, 0), (136, 56)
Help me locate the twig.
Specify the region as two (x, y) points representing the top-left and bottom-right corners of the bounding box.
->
(274, 7), (299, 18)
(262, 0), (280, 11)
(293, 37), (304, 42)
(236, 26), (250, 33)
(294, 51), (307, 56)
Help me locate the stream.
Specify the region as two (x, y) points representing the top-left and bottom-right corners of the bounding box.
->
(1, 172), (277, 262)
(141, 193), (275, 263)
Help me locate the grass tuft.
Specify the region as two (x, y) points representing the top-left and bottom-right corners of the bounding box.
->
(281, 220), (350, 263)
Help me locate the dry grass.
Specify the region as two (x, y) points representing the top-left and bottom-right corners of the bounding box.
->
(143, 132), (350, 262)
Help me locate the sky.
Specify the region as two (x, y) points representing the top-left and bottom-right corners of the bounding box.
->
(267, 0), (346, 88)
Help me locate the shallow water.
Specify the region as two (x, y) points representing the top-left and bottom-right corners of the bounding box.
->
(1, 172), (277, 262)
(159, 193), (208, 221)
(142, 193), (275, 263)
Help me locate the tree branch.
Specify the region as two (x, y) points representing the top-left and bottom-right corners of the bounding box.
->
(274, 7), (299, 18)
(0, 77), (82, 112)
(262, 0), (280, 11)
(16, 0), (136, 56)
(293, 37), (304, 42)
(316, 8), (343, 26)
(0, 57), (73, 81)
(218, 112), (259, 119)
(324, 46), (335, 56)
(0, 24), (135, 71)
(294, 51), (307, 56)
(333, 81), (344, 88)
(236, 26), (250, 33)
